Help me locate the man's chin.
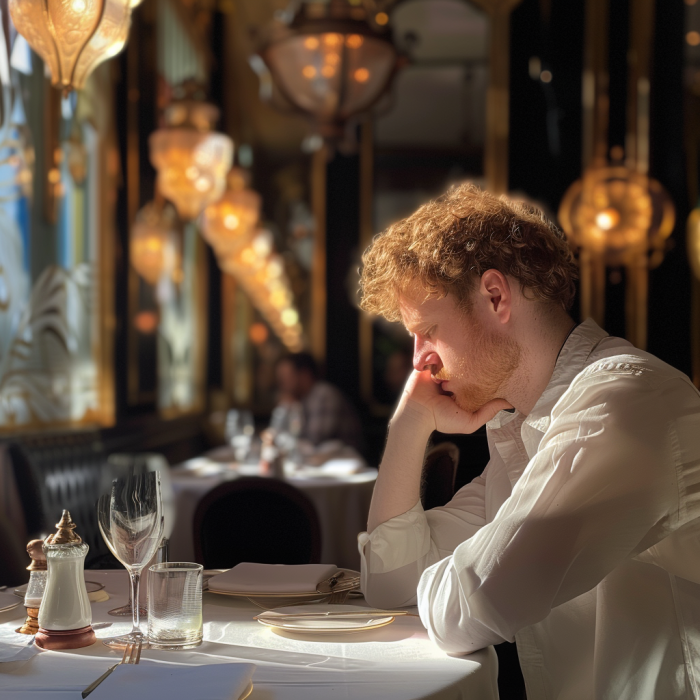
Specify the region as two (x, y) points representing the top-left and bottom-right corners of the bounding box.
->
(453, 389), (496, 414)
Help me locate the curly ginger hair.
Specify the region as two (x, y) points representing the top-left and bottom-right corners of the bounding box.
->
(359, 183), (578, 322)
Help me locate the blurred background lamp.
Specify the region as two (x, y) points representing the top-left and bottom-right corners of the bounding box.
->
(9, 0), (133, 94)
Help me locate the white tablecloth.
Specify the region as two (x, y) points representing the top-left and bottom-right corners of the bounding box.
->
(168, 460), (377, 570)
(0, 570), (499, 700)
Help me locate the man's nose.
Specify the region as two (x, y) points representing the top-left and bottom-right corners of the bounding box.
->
(413, 342), (441, 372)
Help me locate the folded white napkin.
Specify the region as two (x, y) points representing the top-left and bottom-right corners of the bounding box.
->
(89, 663), (255, 700)
(0, 628), (40, 663)
(318, 458), (365, 475)
(209, 563), (338, 593)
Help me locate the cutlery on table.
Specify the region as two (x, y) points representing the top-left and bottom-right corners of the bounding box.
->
(81, 639), (142, 698)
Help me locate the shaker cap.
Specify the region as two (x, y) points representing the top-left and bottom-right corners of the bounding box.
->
(26, 539), (47, 571)
(44, 510), (82, 545)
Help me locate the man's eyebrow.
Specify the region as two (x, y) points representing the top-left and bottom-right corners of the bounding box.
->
(405, 322), (435, 336)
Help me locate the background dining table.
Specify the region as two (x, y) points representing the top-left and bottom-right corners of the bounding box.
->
(0, 570), (499, 699)
(168, 452), (378, 570)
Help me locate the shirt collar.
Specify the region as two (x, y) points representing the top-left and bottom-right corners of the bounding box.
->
(486, 318), (608, 433)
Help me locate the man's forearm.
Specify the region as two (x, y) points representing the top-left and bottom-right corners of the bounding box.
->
(367, 400), (434, 532)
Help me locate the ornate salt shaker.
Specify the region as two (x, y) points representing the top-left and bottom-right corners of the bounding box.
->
(16, 539), (47, 635)
(35, 511), (96, 650)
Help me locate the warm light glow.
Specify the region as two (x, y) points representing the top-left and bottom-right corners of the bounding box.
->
(325, 52), (340, 66)
(321, 65), (336, 78)
(687, 31), (700, 46)
(130, 202), (179, 285)
(305, 36), (319, 50)
(540, 70), (553, 83)
(10, 0), (133, 93)
(252, 230), (274, 258)
(595, 208), (620, 231)
(150, 126), (233, 221)
(224, 214), (240, 230)
(354, 68), (370, 83)
(303, 65), (317, 79)
(281, 308), (299, 327)
(346, 34), (363, 49)
(134, 311), (159, 334)
(195, 176), (211, 192)
(323, 33), (341, 47)
(201, 167), (262, 255)
(240, 248), (257, 266)
(375, 12), (389, 25)
(249, 322), (269, 345)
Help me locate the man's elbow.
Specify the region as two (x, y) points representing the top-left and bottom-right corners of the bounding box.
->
(426, 622), (489, 655)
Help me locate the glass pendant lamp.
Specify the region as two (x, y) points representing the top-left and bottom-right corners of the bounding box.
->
(9, 0), (133, 94)
(201, 167), (262, 255)
(257, 0), (400, 139)
(149, 83), (233, 221)
(130, 200), (179, 286)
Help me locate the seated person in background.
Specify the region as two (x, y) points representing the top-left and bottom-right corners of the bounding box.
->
(275, 352), (364, 453)
(357, 183), (700, 699)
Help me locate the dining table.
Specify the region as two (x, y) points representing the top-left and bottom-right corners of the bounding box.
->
(168, 450), (378, 571)
(0, 569), (500, 699)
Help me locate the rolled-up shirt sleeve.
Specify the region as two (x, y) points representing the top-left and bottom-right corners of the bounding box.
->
(417, 372), (686, 654)
(359, 465), (491, 608)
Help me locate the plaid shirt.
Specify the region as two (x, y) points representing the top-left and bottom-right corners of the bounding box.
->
(301, 381), (363, 451)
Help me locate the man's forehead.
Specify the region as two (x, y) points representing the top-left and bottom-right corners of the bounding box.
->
(398, 289), (451, 326)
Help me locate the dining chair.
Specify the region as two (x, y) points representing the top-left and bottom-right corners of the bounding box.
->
(420, 441), (460, 510)
(193, 477), (322, 569)
(0, 511), (30, 586)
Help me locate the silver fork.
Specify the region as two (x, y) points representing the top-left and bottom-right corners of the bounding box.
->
(81, 639), (142, 698)
(327, 588), (351, 604)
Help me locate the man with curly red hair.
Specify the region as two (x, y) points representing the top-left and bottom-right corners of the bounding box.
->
(358, 183), (700, 699)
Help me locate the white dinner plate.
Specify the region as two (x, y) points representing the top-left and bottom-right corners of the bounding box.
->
(256, 604), (395, 633)
(207, 568), (361, 609)
(0, 590), (21, 614)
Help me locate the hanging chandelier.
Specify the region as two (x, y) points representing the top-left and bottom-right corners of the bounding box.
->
(559, 165), (674, 269)
(9, 0), (132, 94)
(219, 230), (303, 351)
(149, 83), (233, 221)
(201, 167), (262, 255)
(257, 0), (401, 140)
(130, 201), (179, 286)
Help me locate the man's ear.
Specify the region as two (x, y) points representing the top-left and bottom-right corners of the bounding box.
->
(479, 269), (511, 323)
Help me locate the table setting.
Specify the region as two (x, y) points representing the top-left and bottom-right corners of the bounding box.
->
(0, 455), (498, 699)
(169, 419), (378, 570)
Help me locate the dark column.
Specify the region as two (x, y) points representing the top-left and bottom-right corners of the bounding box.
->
(324, 151), (361, 404)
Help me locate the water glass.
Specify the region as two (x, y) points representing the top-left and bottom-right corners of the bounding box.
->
(147, 562), (203, 649)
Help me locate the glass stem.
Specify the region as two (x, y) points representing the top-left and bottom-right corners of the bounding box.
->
(129, 571), (141, 636)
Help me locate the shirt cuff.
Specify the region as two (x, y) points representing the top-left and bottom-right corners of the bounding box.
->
(358, 500), (431, 574)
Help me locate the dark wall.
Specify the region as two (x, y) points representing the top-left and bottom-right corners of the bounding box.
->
(510, 0), (690, 376)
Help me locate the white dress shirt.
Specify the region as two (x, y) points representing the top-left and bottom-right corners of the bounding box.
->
(358, 319), (700, 699)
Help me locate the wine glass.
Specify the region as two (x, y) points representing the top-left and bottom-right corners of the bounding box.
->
(270, 402), (304, 468)
(98, 495), (146, 618)
(100, 453), (175, 618)
(98, 470), (163, 649)
(225, 409), (255, 462)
